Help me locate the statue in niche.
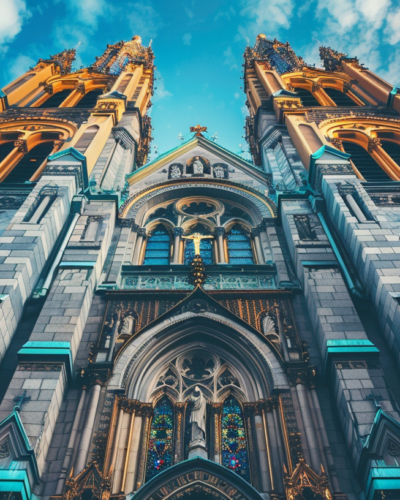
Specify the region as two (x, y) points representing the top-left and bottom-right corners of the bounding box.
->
(188, 386), (207, 442)
(213, 165), (225, 179)
(192, 157), (204, 174)
(262, 314), (280, 344)
(117, 314), (135, 341)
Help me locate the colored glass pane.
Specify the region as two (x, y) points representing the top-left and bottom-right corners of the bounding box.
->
(227, 227), (254, 265)
(143, 227), (170, 265)
(145, 397), (174, 481)
(221, 396), (250, 482)
(184, 238), (213, 265)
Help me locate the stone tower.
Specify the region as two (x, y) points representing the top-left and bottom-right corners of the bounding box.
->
(0, 32), (399, 500)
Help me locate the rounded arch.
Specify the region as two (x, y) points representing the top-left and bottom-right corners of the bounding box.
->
(320, 117), (400, 181)
(120, 180), (276, 223)
(145, 218), (175, 233)
(133, 457), (265, 500)
(223, 218), (252, 233)
(181, 218), (216, 233)
(110, 311), (287, 403)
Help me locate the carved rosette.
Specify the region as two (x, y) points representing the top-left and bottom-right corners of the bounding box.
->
(14, 139), (28, 153)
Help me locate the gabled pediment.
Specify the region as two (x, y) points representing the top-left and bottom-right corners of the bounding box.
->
(127, 135), (268, 187)
(0, 407), (39, 498)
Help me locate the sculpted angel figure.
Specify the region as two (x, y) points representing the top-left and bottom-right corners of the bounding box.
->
(189, 386), (207, 441)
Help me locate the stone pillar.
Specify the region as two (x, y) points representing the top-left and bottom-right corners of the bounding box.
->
(210, 403), (222, 464)
(254, 403), (272, 494)
(216, 227), (226, 264)
(132, 228), (146, 265)
(173, 402), (186, 463)
(251, 227), (264, 264)
(135, 406), (153, 491)
(172, 227), (183, 264)
(56, 387), (87, 494)
(74, 383), (102, 475)
(296, 382), (322, 473)
(243, 404), (260, 491)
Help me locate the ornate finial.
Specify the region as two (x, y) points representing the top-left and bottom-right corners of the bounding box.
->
(35, 49), (76, 75)
(189, 255), (207, 287)
(319, 46), (349, 72)
(190, 125), (208, 136)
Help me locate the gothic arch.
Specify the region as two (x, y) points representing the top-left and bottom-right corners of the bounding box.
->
(132, 457), (265, 500)
(0, 117), (78, 182)
(120, 180), (277, 222)
(110, 310), (287, 402)
(319, 117), (400, 180)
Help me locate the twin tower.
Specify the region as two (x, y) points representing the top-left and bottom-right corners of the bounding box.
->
(0, 34), (400, 500)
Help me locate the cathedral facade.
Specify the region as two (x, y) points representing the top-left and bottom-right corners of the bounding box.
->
(0, 33), (400, 500)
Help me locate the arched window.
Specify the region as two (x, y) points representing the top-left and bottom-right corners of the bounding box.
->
(323, 87), (358, 107)
(74, 89), (105, 108)
(227, 226), (254, 265)
(116, 74), (133, 93)
(3, 142), (55, 184)
(295, 88), (321, 107)
(146, 397), (174, 481)
(4, 74), (35, 94)
(341, 141), (392, 182)
(380, 141), (400, 168)
(221, 396), (250, 482)
(143, 226), (171, 265)
(0, 142), (16, 164)
(38, 89), (72, 108)
(74, 126), (99, 154)
(184, 227), (213, 265)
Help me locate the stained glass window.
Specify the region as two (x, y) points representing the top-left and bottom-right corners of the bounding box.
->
(221, 396), (250, 482)
(143, 227), (170, 265)
(184, 238), (213, 265)
(227, 226), (254, 265)
(146, 397), (174, 481)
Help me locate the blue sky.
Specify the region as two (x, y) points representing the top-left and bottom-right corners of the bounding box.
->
(1, 0), (400, 158)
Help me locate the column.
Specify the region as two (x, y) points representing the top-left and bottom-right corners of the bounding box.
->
(251, 227), (264, 264)
(135, 406), (153, 491)
(172, 227), (183, 264)
(215, 227), (226, 264)
(74, 383), (102, 475)
(243, 404), (260, 490)
(210, 403), (222, 464)
(56, 388), (87, 494)
(296, 381), (322, 472)
(173, 402), (186, 463)
(132, 228), (146, 265)
(254, 403), (272, 494)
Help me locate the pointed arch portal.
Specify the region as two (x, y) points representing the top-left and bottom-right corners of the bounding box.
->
(132, 457), (264, 500)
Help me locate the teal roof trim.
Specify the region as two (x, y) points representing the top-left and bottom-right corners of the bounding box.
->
(127, 134), (260, 180)
(324, 338), (379, 375)
(18, 341), (73, 379)
(0, 470), (32, 500)
(272, 89), (299, 98)
(309, 145), (352, 186)
(311, 144), (351, 162)
(387, 87), (399, 108)
(48, 147), (86, 163)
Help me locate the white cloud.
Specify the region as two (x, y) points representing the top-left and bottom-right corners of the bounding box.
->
(183, 33), (192, 46)
(7, 53), (35, 80)
(152, 74), (172, 103)
(0, 0), (31, 54)
(239, 0), (294, 39)
(223, 46), (238, 70)
(127, 4), (164, 40)
(184, 7), (194, 18)
(234, 92), (240, 99)
(385, 6), (400, 45)
(69, 0), (111, 29)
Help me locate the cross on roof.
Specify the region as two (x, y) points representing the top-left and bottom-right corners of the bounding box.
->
(190, 125), (208, 136)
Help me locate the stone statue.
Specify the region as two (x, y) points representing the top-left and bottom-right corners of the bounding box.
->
(182, 233), (213, 256)
(192, 157), (204, 174)
(213, 165), (225, 178)
(189, 386), (207, 441)
(119, 314), (135, 337)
